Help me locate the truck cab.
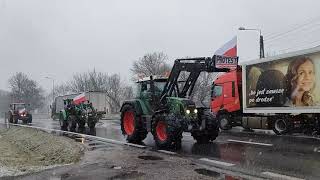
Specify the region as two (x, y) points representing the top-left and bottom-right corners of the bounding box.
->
(211, 69), (242, 114)
(211, 69), (243, 130)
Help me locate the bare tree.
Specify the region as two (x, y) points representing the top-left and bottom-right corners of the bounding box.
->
(8, 72), (45, 110)
(131, 52), (171, 79)
(69, 69), (108, 92)
(54, 70), (132, 113)
(104, 74), (133, 113)
(0, 90), (10, 114)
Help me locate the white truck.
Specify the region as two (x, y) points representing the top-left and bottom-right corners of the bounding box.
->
(211, 46), (320, 135)
(51, 91), (110, 119)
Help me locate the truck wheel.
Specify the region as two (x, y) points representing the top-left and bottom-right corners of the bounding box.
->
(152, 114), (182, 150)
(273, 118), (291, 135)
(120, 104), (147, 143)
(218, 114), (232, 130)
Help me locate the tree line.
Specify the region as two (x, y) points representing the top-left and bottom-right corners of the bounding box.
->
(4, 52), (216, 113)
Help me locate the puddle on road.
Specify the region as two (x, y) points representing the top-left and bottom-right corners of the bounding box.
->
(194, 168), (220, 177)
(138, 155), (163, 160)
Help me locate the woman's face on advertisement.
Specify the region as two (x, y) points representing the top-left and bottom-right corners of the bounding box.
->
(296, 60), (315, 92)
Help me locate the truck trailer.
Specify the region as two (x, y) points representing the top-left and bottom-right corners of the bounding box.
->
(211, 46), (320, 135)
(51, 91), (109, 120)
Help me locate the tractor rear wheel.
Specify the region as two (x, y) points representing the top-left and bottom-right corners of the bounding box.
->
(78, 120), (86, 133)
(9, 113), (13, 123)
(27, 114), (32, 123)
(120, 104), (147, 143)
(59, 114), (68, 131)
(68, 115), (77, 132)
(13, 115), (18, 124)
(152, 114), (182, 150)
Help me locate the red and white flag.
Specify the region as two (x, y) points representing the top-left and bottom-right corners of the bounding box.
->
(214, 36), (237, 57)
(73, 93), (86, 105)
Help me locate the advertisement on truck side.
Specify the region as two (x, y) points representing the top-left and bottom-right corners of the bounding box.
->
(243, 48), (320, 113)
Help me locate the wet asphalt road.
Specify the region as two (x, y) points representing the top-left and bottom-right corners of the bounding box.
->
(10, 115), (320, 180)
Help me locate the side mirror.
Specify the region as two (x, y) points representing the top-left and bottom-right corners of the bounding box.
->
(211, 86), (215, 98)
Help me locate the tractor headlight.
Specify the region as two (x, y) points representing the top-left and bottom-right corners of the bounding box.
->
(194, 109), (198, 114)
(186, 109), (191, 114)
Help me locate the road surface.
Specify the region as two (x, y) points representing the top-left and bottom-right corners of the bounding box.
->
(4, 114), (320, 180)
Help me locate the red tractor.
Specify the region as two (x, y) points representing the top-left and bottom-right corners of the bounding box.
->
(8, 103), (32, 124)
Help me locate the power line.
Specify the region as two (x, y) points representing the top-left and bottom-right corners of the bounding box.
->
(265, 22), (320, 43)
(264, 15), (320, 40)
(269, 39), (320, 53)
(265, 26), (320, 48)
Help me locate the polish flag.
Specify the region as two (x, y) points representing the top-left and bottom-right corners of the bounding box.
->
(214, 36), (237, 57)
(73, 93), (86, 105)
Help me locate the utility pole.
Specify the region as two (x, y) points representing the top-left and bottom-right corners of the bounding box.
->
(239, 27), (265, 58)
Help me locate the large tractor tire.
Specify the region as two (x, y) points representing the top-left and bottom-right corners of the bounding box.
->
(59, 114), (68, 131)
(8, 113), (13, 123)
(152, 114), (182, 150)
(192, 110), (219, 144)
(13, 115), (18, 124)
(120, 104), (147, 143)
(88, 120), (96, 134)
(218, 114), (232, 130)
(68, 115), (77, 132)
(27, 114), (32, 124)
(273, 118), (291, 135)
(78, 120), (86, 133)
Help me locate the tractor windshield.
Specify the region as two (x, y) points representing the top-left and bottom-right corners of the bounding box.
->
(154, 81), (166, 93)
(14, 104), (26, 110)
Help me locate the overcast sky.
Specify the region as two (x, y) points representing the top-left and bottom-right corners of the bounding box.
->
(1, 0), (320, 92)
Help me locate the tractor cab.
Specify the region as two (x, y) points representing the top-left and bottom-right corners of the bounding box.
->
(134, 76), (169, 113)
(136, 76), (168, 98)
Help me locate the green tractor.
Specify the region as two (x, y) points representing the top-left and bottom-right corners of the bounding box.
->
(77, 101), (99, 133)
(59, 99), (99, 133)
(120, 57), (228, 149)
(59, 99), (79, 132)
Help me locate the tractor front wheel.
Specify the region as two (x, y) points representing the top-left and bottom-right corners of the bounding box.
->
(120, 104), (147, 143)
(152, 114), (182, 150)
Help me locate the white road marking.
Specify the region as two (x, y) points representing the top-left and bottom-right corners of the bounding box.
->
(199, 158), (235, 167)
(262, 171), (305, 180)
(158, 150), (177, 155)
(228, 139), (273, 147)
(124, 142), (146, 148)
(7, 123), (126, 145)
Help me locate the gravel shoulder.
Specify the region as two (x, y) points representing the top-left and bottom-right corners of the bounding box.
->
(0, 127), (84, 177)
(15, 144), (223, 180)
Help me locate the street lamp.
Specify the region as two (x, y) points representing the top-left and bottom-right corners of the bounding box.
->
(45, 76), (55, 103)
(238, 27), (265, 58)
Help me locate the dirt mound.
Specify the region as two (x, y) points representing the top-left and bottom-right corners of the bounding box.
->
(0, 127), (84, 176)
